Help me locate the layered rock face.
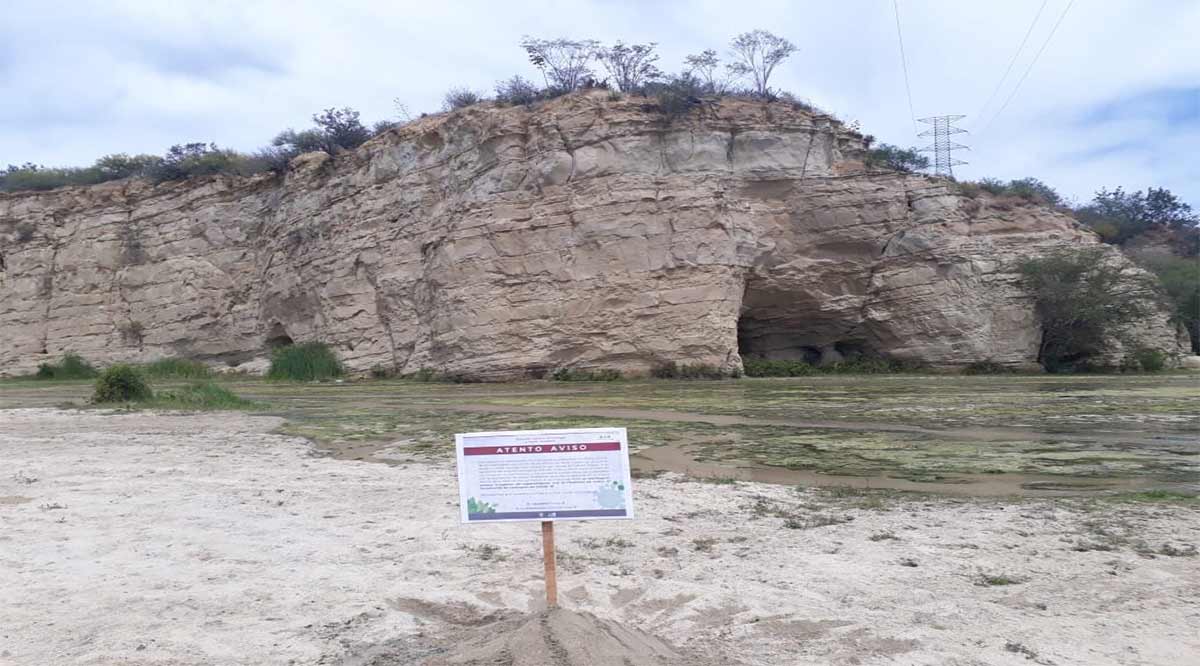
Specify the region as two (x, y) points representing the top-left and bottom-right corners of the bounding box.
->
(0, 93), (1185, 378)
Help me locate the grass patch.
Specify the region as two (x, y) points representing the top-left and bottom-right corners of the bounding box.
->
(783, 513), (853, 530)
(149, 382), (258, 410)
(742, 356), (919, 377)
(35, 353), (98, 380)
(651, 362), (728, 380)
(141, 357), (212, 379)
(552, 367), (623, 381)
(267, 342), (343, 381)
(1111, 489), (1198, 504)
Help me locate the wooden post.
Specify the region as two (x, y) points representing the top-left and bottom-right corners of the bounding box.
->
(541, 520), (558, 608)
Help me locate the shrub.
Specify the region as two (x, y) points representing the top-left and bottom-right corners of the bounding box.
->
(443, 87), (483, 111)
(93, 365), (153, 403)
(1018, 247), (1157, 372)
(742, 358), (815, 377)
(1130, 348), (1167, 372)
(34, 353), (99, 380)
(147, 143), (249, 183)
(551, 367), (622, 381)
(646, 73), (706, 120)
(650, 361), (726, 379)
(864, 144), (929, 172)
(311, 107), (371, 151)
(820, 357), (913, 374)
(267, 342), (343, 381)
(495, 76), (541, 106)
(152, 382), (255, 410)
(141, 358), (212, 379)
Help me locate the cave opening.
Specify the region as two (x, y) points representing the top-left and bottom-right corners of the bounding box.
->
(265, 323), (294, 349)
(736, 283), (874, 367)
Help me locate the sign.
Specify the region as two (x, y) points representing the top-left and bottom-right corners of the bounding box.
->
(455, 427), (634, 523)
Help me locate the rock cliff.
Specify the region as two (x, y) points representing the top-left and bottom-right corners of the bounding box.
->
(0, 92), (1185, 378)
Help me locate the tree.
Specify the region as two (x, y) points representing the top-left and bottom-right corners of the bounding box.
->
(1139, 255), (1200, 353)
(93, 153), (160, 180)
(1017, 247), (1158, 371)
(495, 75), (540, 106)
(596, 42), (662, 92)
(520, 37), (599, 92)
(1076, 186), (1198, 245)
(865, 144), (929, 172)
(684, 49), (722, 92)
(726, 30), (797, 97)
(311, 107), (370, 151)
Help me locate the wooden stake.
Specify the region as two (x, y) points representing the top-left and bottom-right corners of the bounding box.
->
(541, 520), (558, 608)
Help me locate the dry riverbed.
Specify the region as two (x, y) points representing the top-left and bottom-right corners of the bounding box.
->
(1, 409), (1198, 665)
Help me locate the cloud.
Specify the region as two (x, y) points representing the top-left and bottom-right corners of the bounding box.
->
(0, 0), (1195, 205)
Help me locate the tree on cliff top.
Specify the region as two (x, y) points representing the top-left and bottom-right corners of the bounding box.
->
(596, 42), (662, 92)
(1076, 186), (1198, 246)
(865, 144), (929, 173)
(520, 37), (600, 92)
(726, 30), (797, 97)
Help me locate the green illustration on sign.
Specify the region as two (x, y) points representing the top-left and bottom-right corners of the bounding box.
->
(594, 481), (626, 509)
(467, 497), (497, 514)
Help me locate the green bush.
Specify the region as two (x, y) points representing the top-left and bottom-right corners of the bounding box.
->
(267, 342), (343, 381)
(444, 87), (483, 111)
(1139, 255), (1200, 353)
(864, 144), (929, 173)
(1130, 348), (1167, 372)
(820, 357), (912, 374)
(141, 358), (212, 379)
(152, 382), (255, 410)
(35, 353), (99, 380)
(650, 361), (726, 379)
(742, 358), (815, 377)
(551, 367), (622, 381)
(93, 365), (153, 403)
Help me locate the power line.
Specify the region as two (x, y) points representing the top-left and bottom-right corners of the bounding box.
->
(981, 0), (1075, 132)
(974, 0), (1049, 127)
(892, 0), (918, 136)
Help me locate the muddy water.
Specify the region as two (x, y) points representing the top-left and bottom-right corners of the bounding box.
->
(630, 444), (1162, 497)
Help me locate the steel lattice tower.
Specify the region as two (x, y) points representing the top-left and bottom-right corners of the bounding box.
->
(918, 115), (969, 177)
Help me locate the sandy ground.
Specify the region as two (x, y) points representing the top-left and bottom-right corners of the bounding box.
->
(1, 409), (1198, 665)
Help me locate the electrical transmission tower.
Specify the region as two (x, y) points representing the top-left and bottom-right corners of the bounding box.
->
(918, 115), (969, 177)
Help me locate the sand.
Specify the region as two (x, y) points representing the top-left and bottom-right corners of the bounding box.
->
(1, 409), (1197, 665)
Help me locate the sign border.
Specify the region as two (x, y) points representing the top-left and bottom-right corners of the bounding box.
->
(455, 427), (634, 524)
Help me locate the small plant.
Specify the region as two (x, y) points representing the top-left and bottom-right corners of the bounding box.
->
(869, 531), (900, 542)
(494, 76), (541, 106)
(977, 573), (1023, 587)
(267, 342), (343, 381)
(691, 537), (718, 552)
(35, 353), (99, 380)
(461, 543), (506, 561)
(783, 513), (852, 530)
(141, 358), (212, 379)
(1004, 641), (1040, 661)
(92, 365), (153, 403)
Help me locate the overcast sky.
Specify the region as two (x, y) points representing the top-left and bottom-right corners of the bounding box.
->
(2, 0), (1197, 205)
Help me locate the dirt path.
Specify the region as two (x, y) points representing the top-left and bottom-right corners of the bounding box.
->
(1, 409), (1198, 665)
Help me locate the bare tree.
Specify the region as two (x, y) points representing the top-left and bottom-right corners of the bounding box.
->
(596, 42), (662, 92)
(520, 37), (600, 91)
(684, 49), (722, 92)
(726, 30), (797, 97)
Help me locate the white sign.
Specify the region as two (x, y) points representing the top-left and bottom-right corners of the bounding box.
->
(455, 427), (634, 523)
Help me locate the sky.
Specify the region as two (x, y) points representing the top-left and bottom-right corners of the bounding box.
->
(1, 0), (1197, 206)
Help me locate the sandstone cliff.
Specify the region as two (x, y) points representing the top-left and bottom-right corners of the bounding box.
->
(0, 92), (1185, 378)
